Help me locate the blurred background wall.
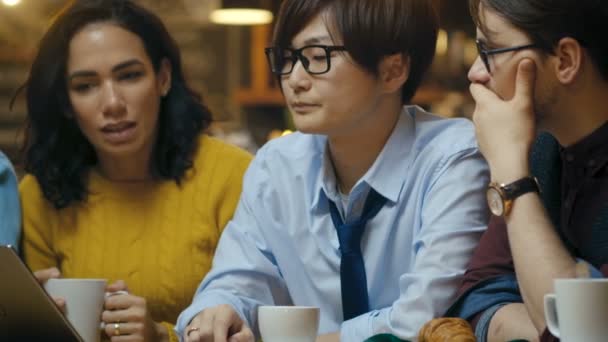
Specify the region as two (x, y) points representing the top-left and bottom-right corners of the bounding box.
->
(0, 0), (479, 170)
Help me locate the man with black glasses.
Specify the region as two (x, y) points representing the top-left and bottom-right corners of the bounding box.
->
(177, 1), (490, 341)
(446, 1), (608, 341)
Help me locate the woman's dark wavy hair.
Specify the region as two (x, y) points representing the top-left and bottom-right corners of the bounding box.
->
(17, 0), (212, 209)
(272, 0), (438, 104)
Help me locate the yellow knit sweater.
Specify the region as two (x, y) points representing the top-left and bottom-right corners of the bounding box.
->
(21, 135), (251, 341)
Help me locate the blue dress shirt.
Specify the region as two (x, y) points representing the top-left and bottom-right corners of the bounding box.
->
(0, 151), (21, 251)
(177, 106), (490, 341)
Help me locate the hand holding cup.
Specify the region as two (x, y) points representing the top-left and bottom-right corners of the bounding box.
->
(34, 267), (65, 312)
(102, 280), (166, 341)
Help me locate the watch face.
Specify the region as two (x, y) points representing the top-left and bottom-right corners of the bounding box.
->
(487, 187), (504, 216)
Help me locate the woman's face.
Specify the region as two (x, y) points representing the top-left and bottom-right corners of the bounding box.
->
(66, 22), (170, 165)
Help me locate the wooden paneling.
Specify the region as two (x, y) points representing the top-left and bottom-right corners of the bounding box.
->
(233, 24), (285, 106)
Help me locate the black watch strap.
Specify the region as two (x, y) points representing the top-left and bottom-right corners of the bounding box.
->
(501, 176), (540, 200)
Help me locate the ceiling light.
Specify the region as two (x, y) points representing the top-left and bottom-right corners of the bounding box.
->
(2, 0), (21, 7)
(210, 0), (274, 25)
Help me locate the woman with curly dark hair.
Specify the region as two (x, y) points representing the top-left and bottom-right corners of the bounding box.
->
(19, 0), (251, 341)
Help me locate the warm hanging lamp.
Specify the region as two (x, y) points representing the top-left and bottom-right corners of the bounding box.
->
(210, 0), (274, 25)
(2, 0), (21, 6)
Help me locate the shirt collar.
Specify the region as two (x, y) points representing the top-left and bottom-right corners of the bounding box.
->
(310, 105), (417, 211)
(310, 135), (330, 211)
(311, 141), (338, 212)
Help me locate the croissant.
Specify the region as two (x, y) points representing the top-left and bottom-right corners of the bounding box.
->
(417, 317), (476, 342)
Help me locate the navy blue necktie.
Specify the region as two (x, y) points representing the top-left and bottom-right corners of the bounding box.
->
(328, 188), (388, 320)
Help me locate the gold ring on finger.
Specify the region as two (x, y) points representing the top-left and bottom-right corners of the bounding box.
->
(186, 326), (200, 337)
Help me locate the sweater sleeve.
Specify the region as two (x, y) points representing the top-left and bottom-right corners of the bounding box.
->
(160, 322), (179, 342)
(209, 142), (252, 236)
(20, 175), (59, 271)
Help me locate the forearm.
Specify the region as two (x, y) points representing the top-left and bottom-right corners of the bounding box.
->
(487, 303), (539, 342)
(505, 193), (576, 330)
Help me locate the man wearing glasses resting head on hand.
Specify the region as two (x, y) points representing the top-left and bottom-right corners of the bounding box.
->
(177, 0), (490, 341)
(445, 0), (608, 341)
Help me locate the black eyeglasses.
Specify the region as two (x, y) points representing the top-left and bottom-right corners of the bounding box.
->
(265, 45), (347, 75)
(476, 39), (537, 74)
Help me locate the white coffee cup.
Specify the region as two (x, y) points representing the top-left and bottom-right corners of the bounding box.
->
(258, 306), (320, 342)
(44, 278), (107, 342)
(544, 278), (608, 342)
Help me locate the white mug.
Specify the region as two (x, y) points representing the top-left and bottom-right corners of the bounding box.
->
(258, 306), (320, 342)
(44, 278), (107, 342)
(544, 278), (608, 342)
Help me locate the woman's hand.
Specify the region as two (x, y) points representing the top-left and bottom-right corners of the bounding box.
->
(33, 267), (61, 284)
(184, 304), (254, 342)
(34, 267), (66, 312)
(102, 280), (168, 342)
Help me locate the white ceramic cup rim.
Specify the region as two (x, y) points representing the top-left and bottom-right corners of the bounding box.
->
(554, 278), (608, 283)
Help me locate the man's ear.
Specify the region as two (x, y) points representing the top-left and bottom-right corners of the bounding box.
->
(553, 37), (582, 85)
(158, 58), (172, 96)
(379, 53), (410, 94)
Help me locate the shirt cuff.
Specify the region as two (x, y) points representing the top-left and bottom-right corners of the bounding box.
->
(474, 303), (506, 342)
(576, 258), (604, 278)
(340, 310), (381, 341)
(175, 292), (247, 340)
